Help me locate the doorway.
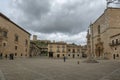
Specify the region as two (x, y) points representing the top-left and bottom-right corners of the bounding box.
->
(49, 52), (53, 57)
(73, 54), (75, 58)
(57, 54), (60, 58)
(95, 43), (103, 58)
(113, 54), (116, 59)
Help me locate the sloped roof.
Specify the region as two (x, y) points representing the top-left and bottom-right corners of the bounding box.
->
(92, 7), (120, 25)
(110, 33), (120, 38)
(0, 13), (31, 35)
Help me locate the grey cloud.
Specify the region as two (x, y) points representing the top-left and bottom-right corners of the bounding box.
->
(11, 0), (106, 35)
(16, 0), (51, 20)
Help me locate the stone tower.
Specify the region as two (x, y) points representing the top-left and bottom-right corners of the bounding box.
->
(33, 35), (37, 41)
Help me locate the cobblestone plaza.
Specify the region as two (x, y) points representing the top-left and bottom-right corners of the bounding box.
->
(0, 58), (120, 80)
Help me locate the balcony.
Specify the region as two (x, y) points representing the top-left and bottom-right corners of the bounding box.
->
(109, 42), (120, 46)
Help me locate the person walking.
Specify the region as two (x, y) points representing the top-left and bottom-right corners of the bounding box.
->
(63, 56), (66, 62)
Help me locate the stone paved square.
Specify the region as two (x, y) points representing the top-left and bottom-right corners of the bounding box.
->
(0, 58), (120, 80)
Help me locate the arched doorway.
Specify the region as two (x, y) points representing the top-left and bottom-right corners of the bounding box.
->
(95, 42), (104, 58)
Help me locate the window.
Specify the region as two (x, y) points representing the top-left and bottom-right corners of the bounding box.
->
(21, 53), (23, 56)
(3, 43), (6, 47)
(15, 46), (18, 50)
(68, 49), (71, 52)
(98, 25), (100, 34)
(117, 54), (119, 57)
(115, 48), (117, 50)
(73, 49), (75, 53)
(15, 35), (19, 42)
(68, 54), (70, 56)
(63, 54), (64, 56)
(3, 31), (7, 37)
(116, 39), (118, 44)
(15, 53), (17, 56)
(112, 40), (114, 45)
(25, 39), (28, 45)
(77, 54), (79, 56)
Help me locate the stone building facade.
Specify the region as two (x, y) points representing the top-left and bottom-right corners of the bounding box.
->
(0, 13), (30, 58)
(81, 45), (87, 58)
(48, 42), (67, 58)
(30, 35), (50, 57)
(48, 41), (82, 58)
(29, 41), (41, 57)
(109, 33), (120, 59)
(67, 44), (82, 58)
(87, 7), (120, 59)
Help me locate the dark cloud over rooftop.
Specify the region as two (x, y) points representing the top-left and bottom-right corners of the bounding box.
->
(10, 0), (106, 34)
(0, 0), (111, 45)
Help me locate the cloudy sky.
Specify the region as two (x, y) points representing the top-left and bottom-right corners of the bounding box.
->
(0, 0), (109, 45)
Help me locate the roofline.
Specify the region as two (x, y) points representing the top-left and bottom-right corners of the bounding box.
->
(92, 8), (107, 25)
(0, 13), (31, 35)
(48, 43), (67, 45)
(110, 33), (120, 38)
(92, 7), (120, 25)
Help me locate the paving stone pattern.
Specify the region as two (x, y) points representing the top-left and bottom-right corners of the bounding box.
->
(0, 58), (120, 80)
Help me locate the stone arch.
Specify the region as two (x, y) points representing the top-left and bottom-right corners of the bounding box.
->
(95, 42), (104, 57)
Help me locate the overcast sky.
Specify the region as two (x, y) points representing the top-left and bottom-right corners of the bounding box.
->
(0, 0), (108, 45)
